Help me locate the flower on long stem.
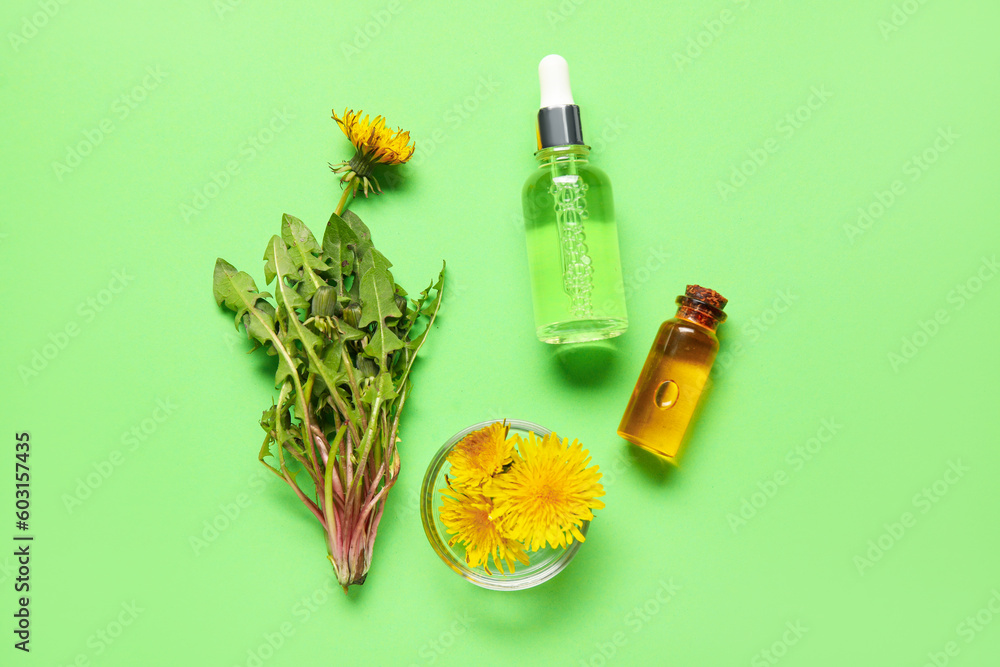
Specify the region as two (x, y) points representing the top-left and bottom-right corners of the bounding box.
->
(487, 432), (605, 551)
(330, 109), (415, 214)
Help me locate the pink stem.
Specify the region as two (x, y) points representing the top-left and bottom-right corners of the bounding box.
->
(312, 425), (329, 467)
(282, 470), (324, 524)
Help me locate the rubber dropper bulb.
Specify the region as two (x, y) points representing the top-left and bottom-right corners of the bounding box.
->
(539, 54), (575, 108)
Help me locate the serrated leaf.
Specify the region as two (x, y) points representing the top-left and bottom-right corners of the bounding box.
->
(214, 259), (266, 322)
(275, 279), (320, 351)
(263, 235), (300, 286)
(273, 267), (326, 382)
(309, 341), (346, 395)
(405, 263), (445, 347)
(259, 404), (276, 433)
(375, 370), (397, 400)
(340, 210), (374, 257)
(342, 210), (394, 279)
(282, 214), (323, 264)
(213, 258), (299, 387)
(358, 266), (404, 364)
(361, 370), (398, 404)
(281, 214), (329, 297)
(240, 310), (274, 346)
(358, 266), (402, 328)
(272, 347), (299, 388)
(323, 212), (359, 276)
(358, 247), (393, 280)
(336, 320), (367, 341)
(392, 262), (444, 400)
(363, 324), (404, 363)
(214, 259), (276, 342)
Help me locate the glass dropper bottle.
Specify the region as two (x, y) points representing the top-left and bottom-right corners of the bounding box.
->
(521, 54), (628, 344)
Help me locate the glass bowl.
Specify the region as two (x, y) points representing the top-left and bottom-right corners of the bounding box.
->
(419, 419), (589, 591)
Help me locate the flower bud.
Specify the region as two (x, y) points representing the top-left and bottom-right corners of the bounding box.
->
(342, 302), (362, 328)
(394, 295), (408, 315)
(311, 285), (337, 318)
(356, 356), (377, 377)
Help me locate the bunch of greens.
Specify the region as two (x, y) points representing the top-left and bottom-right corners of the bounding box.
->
(213, 209), (443, 591)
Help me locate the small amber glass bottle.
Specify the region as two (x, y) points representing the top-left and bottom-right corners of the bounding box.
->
(617, 285), (728, 461)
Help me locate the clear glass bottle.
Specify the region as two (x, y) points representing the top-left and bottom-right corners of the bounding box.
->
(617, 286), (728, 461)
(522, 55), (628, 344)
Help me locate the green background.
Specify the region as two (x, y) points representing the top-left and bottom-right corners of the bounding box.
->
(3, 0), (999, 664)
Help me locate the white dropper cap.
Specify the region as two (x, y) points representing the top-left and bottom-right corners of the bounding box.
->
(538, 54), (575, 108)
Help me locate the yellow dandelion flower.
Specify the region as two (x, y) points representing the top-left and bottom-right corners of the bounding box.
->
(439, 483), (529, 574)
(446, 422), (514, 489)
(487, 432), (605, 552)
(330, 108), (415, 199)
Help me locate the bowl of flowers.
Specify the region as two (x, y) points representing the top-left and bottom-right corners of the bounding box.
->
(419, 419), (605, 590)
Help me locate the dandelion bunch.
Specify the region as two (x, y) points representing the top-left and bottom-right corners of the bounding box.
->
(214, 106), (443, 592)
(438, 423), (604, 574)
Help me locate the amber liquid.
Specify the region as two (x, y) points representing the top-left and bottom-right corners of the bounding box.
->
(617, 317), (719, 460)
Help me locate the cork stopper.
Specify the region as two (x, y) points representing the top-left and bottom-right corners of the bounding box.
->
(685, 285), (727, 310)
(676, 284), (727, 329)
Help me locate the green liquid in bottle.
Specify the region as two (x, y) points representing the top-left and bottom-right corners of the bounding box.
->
(523, 145), (628, 344)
